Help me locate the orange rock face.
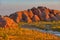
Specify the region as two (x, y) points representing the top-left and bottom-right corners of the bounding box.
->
(8, 6), (60, 23)
(16, 10), (33, 23)
(28, 10), (34, 18)
(34, 15), (40, 22)
(54, 10), (60, 14)
(16, 11), (23, 23)
(3, 17), (18, 28)
(23, 10), (32, 23)
(0, 6), (60, 40)
(45, 9), (50, 19)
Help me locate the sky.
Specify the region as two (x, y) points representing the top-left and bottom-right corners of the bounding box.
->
(0, 0), (60, 16)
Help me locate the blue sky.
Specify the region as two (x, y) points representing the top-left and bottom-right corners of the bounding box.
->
(0, 0), (60, 5)
(0, 0), (60, 15)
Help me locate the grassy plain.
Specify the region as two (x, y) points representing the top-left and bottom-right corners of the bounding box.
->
(0, 21), (60, 40)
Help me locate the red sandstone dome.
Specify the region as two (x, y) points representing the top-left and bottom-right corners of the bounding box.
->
(0, 16), (18, 28)
(0, 6), (60, 25)
(8, 6), (60, 23)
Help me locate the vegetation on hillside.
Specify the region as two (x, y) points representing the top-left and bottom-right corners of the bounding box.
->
(18, 21), (60, 32)
(0, 27), (60, 40)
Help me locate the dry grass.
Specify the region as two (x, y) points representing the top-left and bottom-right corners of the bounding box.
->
(18, 21), (60, 32)
(0, 27), (60, 40)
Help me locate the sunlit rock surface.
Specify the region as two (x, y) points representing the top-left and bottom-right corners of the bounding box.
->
(0, 6), (60, 40)
(8, 6), (60, 23)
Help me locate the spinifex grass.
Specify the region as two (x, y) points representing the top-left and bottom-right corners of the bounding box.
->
(0, 22), (60, 40)
(18, 21), (60, 32)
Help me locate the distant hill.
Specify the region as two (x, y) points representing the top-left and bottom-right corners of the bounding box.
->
(0, 6), (60, 27)
(0, 6), (60, 40)
(9, 6), (60, 23)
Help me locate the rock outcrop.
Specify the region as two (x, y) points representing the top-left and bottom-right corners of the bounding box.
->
(0, 6), (60, 27)
(8, 6), (60, 23)
(0, 6), (60, 40)
(0, 17), (6, 27)
(0, 16), (18, 28)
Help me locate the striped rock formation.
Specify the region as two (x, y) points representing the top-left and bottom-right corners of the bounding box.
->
(0, 16), (18, 28)
(0, 6), (60, 27)
(0, 16), (60, 40)
(0, 6), (60, 40)
(9, 6), (60, 23)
